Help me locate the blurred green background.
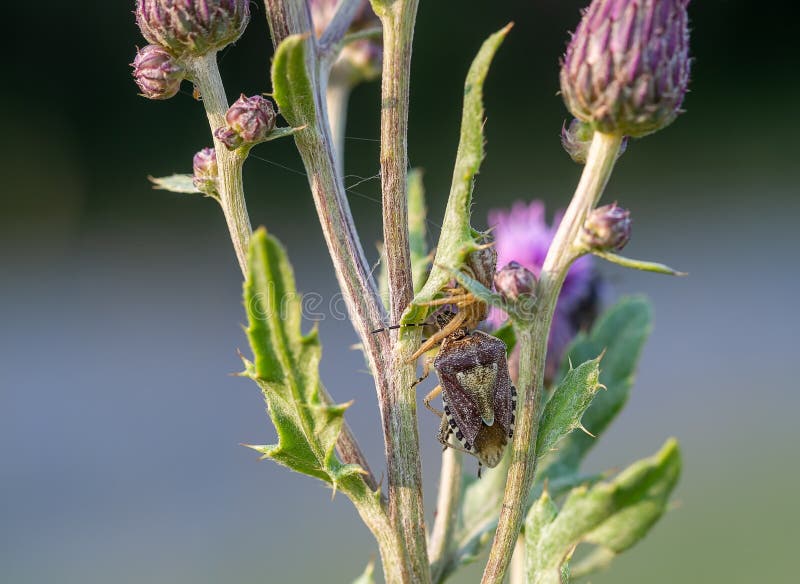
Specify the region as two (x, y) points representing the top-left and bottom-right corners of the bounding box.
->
(1, 1), (797, 582)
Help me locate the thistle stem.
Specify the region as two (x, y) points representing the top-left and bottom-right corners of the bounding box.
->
(509, 535), (526, 584)
(186, 52), (252, 275)
(349, 480), (410, 584)
(263, 1), (415, 581)
(428, 449), (463, 583)
(326, 80), (351, 178)
(481, 131), (624, 583)
(374, 1), (430, 581)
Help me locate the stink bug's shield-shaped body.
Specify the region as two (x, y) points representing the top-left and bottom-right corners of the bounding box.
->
(434, 329), (516, 469)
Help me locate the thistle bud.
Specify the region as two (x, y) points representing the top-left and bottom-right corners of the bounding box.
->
(131, 44), (185, 100)
(561, 118), (628, 164)
(213, 94), (276, 150)
(494, 262), (537, 302)
(560, 0), (691, 137)
(192, 147), (218, 194)
(581, 203), (632, 251)
(135, 0), (250, 57)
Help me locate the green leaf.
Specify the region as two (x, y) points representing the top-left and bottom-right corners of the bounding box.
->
(526, 439), (681, 583)
(351, 559), (376, 584)
(406, 23), (512, 325)
(536, 356), (603, 455)
(538, 296), (653, 482)
(592, 250), (687, 277)
(243, 228), (366, 491)
(408, 168), (430, 294)
(442, 460), (602, 582)
(261, 125), (307, 142)
(271, 34), (316, 132)
(149, 174), (202, 194)
(524, 489), (561, 584)
(491, 321), (516, 355)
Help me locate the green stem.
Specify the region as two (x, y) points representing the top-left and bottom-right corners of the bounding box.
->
(376, 2), (416, 322)
(346, 480), (411, 584)
(325, 80), (351, 178)
(481, 131), (624, 583)
(428, 449), (463, 583)
(374, 2), (430, 581)
(186, 52), (252, 275)
(509, 535), (526, 584)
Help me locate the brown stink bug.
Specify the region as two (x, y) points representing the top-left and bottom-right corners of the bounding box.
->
(371, 237), (516, 474)
(416, 311), (517, 475)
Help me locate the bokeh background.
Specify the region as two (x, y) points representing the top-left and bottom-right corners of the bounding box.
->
(2, 1), (798, 582)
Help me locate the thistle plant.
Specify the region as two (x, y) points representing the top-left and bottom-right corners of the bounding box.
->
(132, 0), (692, 582)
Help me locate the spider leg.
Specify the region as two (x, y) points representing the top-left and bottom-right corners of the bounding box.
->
(409, 311), (468, 360)
(418, 293), (475, 307)
(423, 385), (444, 418)
(411, 356), (433, 389)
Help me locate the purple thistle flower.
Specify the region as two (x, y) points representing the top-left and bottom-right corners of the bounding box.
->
(560, 0), (692, 137)
(488, 201), (599, 381)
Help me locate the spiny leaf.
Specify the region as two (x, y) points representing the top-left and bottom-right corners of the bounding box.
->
(536, 356), (603, 455)
(351, 559), (376, 584)
(243, 228), (365, 491)
(149, 174), (202, 194)
(592, 250), (687, 276)
(526, 439), (681, 583)
(261, 125), (306, 142)
(524, 489), (560, 584)
(406, 23), (512, 324)
(538, 296), (653, 483)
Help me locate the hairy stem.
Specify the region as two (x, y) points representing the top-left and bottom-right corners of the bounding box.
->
(481, 132), (624, 583)
(186, 52), (252, 275)
(348, 481), (411, 584)
(376, 3), (415, 322)
(428, 449), (463, 583)
(373, 1), (429, 581)
(264, 1), (415, 580)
